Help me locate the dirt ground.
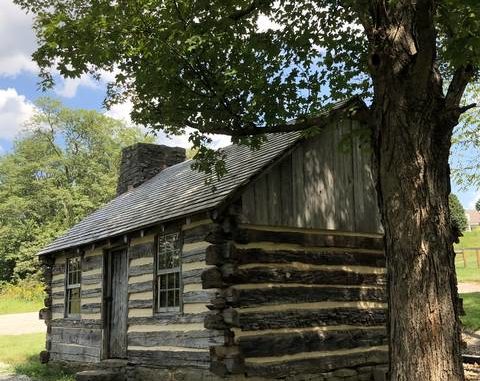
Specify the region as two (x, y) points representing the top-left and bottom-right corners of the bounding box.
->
(0, 313), (45, 335)
(459, 283), (480, 294)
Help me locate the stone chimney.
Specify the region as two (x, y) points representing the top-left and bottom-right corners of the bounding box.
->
(116, 143), (186, 195)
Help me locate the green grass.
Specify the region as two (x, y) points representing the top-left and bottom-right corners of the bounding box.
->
(0, 333), (74, 381)
(0, 298), (43, 315)
(461, 292), (480, 332)
(455, 230), (480, 283)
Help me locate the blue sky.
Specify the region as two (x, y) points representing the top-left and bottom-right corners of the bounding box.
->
(0, 1), (478, 209)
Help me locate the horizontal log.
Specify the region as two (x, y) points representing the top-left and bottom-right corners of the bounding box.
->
(128, 281), (153, 294)
(238, 328), (387, 357)
(183, 290), (217, 304)
(182, 224), (215, 244)
(52, 291), (64, 299)
(82, 274), (103, 285)
(182, 242), (210, 263)
(234, 227), (384, 251)
(81, 288), (102, 298)
(51, 319), (103, 329)
(51, 327), (102, 348)
(50, 342), (101, 358)
(232, 247), (386, 268)
(81, 303), (102, 313)
(129, 243), (155, 260)
(245, 347), (388, 377)
(51, 304), (64, 314)
(183, 269), (204, 285)
(50, 351), (99, 363)
(129, 263), (154, 277)
(128, 312), (207, 326)
(128, 330), (224, 349)
(129, 300), (152, 309)
(82, 255), (103, 272)
(239, 308), (387, 331)
(226, 286), (386, 307)
(52, 263), (66, 276)
(128, 349), (209, 368)
(227, 268), (386, 286)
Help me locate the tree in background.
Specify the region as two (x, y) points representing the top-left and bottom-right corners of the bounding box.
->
(449, 194), (468, 233)
(0, 98), (153, 281)
(476, 199), (480, 212)
(14, 0), (480, 379)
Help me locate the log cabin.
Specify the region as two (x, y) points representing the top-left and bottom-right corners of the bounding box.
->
(38, 97), (388, 381)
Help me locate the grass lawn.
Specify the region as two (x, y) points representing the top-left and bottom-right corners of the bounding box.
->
(0, 333), (74, 381)
(0, 298), (43, 315)
(456, 229), (480, 283)
(461, 292), (480, 332)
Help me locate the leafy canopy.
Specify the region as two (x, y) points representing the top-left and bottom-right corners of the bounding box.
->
(14, 0), (480, 158)
(0, 98), (153, 281)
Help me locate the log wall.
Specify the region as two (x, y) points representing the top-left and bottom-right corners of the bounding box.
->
(126, 219), (225, 369)
(241, 119), (382, 234)
(47, 248), (104, 363)
(203, 218), (388, 379)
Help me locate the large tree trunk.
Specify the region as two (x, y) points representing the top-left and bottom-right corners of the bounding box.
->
(373, 85), (465, 380)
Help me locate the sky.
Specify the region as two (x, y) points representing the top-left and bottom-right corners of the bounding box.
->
(0, 1), (479, 209)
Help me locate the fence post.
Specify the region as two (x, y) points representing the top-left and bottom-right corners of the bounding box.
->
(463, 250), (467, 268)
(476, 249), (480, 269)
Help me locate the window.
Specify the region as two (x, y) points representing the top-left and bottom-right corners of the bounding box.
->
(65, 257), (81, 317)
(156, 233), (181, 312)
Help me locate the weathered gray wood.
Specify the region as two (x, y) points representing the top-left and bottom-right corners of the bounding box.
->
(128, 263), (153, 277)
(253, 174), (269, 224)
(51, 327), (102, 347)
(246, 348), (388, 377)
(127, 349), (209, 368)
(212, 267), (386, 287)
(128, 330), (224, 349)
(182, 242), (210, 263)
(128, 312), (207, 326)
(225, 286), (386, 307)
(51, 304), (64, 314)
(183, 268), (204, 285)
(50, 342), (101, 357)
(238, 328), (387, 357)
(50, 351), (99, 363)
(128, 243), (155, 260)
(279, 154), (293, 226)
(231, 247), (385, 267)
(82, 255), (103, 272)
(51, 320), (103, 329)
(182, 224), (214, 244)
(109, 249), (128, 358)
(81, 303), (102, 314)
(81, 288), (102, 298)
(82, 274), (103, 285)
(183, 290), (217, 304)
(239, 308), (387, 330)
(128, 281), (153, 294)
(233, 228), (384, 251)
(128, 300), (152, 309)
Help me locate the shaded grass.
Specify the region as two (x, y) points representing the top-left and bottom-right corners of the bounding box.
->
(461, 292), (480, 332)
(0, 333), (74, 381)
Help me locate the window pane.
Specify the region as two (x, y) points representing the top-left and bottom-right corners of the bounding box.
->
(167, 290), (175, 307)
(168, 272), (176, 289)
(159, 290), (166, 308)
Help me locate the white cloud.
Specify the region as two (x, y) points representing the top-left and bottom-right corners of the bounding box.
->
(0, 88), (35, 139)
(54, 74), (101, 98)
(105, 99), (231, 149)
(0, 1), (38, 76)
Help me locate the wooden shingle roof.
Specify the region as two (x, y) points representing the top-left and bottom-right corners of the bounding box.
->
(39, 98), (364, 255)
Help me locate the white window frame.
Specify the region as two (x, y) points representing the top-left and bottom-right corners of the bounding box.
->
(65, 256), (81, 318)
(155, 232), (182, 313)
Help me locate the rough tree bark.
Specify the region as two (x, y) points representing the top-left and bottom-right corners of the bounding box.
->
(365, 2), (472, 380)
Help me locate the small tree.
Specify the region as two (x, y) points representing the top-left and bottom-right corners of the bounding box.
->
(476, 199), (480, 212)
(449, 194), (468, 233)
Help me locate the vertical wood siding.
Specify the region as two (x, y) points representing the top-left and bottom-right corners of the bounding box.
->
(241, 119), (382, 233)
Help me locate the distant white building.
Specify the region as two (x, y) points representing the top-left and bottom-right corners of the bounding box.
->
(465, 210), (480, 231)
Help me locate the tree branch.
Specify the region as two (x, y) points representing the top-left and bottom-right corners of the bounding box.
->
(228, 0), (264, 21)
(184, 97), (370, 137)
(445, 65), (476, 110)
